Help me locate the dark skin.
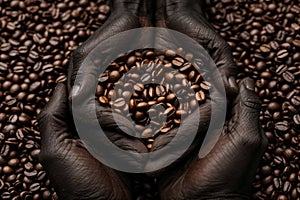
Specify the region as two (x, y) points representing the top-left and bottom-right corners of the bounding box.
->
(37, 0), (267, 199)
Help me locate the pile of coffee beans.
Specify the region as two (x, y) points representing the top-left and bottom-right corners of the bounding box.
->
(0, 0), (110, 199)
(95, 49), (211, 150)
(204, 0), (300, 199)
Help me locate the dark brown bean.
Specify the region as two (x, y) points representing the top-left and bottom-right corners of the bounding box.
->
(172, 57), (184, 67)
(277, 49), (289, 59)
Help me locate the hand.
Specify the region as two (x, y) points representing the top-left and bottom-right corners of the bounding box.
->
(68, 0), (152, 89)
(156, 78), (268, 200)
(38, 2), (154, 199)
(156, 0), (238, 95)
(38, 83), (133, 200)
(67, 0), (152, 155)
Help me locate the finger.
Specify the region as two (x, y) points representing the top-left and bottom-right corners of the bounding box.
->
(165, 13), (239, 96)
(213, 43), (239, 96)
(230, 78), (266, 146)
(186, 11), (239, 95)
(193, 25), (239, 96)
(68, 14), (141, 99)
(236, 78), (261, 127)
(38, 83), (71, 147)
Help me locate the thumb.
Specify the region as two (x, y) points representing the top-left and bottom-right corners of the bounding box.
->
(230, 78), (267, 148)
(237, 78), (261, 124)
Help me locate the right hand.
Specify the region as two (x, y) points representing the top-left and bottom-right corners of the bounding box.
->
(155, 0), (239, 95)
(156, 78), (268, 200)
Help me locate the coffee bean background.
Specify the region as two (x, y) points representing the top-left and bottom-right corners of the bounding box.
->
(0, 0), (110, 199)
(204, 0), (300, 199)
(0, 0), (299, 199)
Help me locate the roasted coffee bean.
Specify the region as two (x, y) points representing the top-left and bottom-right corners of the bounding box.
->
(179, 63), (192, 72)
(172, 57), (185, 67)
(126, 56), (136, 66)
(29, 183), (41, 192)
(283, 181), (292, 193)
(293, 114), (300, 125)
(109, 70), (120, 82)
(282, 71), (295, 83)
(276, 65), (288, 75)
(99, 96), (108, 105)
(0, 62), (8, 72)
(260, 44), (271, 53)
(164, 49), (176, 58)
(135, 111), (145, 120)
(277, 49), (289, 59)
(113, 98), (125, 108)
(141, 73), (151, 82)
(200, 81), (211, 91)
(134, 83), (145, 93)
(195, 90), (205, 102)
(265, 24), (275, 34)
(267, 102), (280, 111)
(141, 128), (153, 139)
(291, 96), (300, 106)
(136, 102), (149, 110)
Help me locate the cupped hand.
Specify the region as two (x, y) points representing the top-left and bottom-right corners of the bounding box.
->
(156, 0), (238, 95)
(38, 1), (154, 199)
(38, 83), (133, 200)
(67, 0), (152, 156)
(156, 78), (268, 200)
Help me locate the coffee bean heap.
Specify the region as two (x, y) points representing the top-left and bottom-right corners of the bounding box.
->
(205, 0), (300, 199)
(0, 0), (110, 199)
(95, 49), (211, 150)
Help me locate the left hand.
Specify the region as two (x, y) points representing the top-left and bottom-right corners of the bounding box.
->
(38, 83), (134, 200)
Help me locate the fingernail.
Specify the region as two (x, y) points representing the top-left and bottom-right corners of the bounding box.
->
(244, 78), (255, 91)
(70, 85), (80, 97)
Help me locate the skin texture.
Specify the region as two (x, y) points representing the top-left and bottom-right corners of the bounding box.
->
(155, 0), (239, 95)
(38, 83), (133, 200)
(156, 78), (268, 200)
(38, 0), (267, 199)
